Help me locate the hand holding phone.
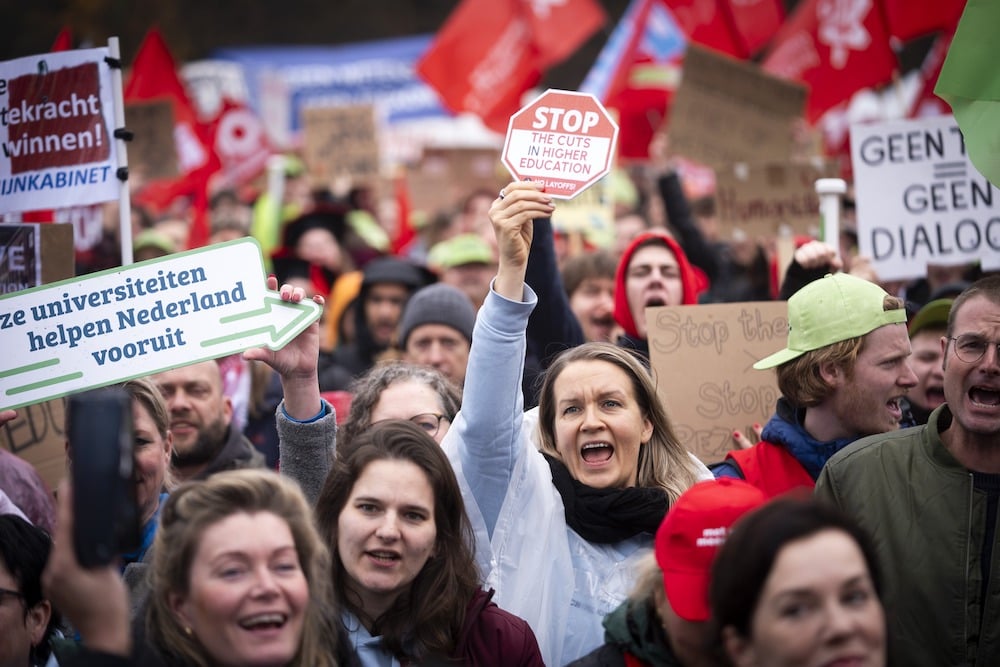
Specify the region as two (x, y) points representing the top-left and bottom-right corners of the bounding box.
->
(68, 387), (140, 568)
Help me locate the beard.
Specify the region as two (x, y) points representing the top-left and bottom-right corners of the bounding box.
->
(172, 416), (230, 468)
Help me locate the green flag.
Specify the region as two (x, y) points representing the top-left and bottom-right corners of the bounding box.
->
(935, 0), (1000, 187)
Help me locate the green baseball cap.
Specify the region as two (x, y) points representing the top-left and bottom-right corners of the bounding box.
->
(754, 273), (907, 370)
(908, 298), (953, 337)
(427, 234), (495, 270)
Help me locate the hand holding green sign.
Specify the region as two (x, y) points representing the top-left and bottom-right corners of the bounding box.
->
(0, 238), (322, 411)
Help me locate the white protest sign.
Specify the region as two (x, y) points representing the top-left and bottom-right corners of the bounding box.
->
(851, 115), (1000, 282)
(501, 89), (618, 199)
(0, 238), (321, 410)
(0, 48), (120, 214)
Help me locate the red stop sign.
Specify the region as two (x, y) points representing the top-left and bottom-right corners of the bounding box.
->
(501, 89), (619, 199)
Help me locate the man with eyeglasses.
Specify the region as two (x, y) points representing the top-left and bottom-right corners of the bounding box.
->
(712, 272), (917, 497)
(817, 274), (1000, 667)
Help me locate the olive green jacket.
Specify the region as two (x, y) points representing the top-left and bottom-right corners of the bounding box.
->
(816, 405), (1000, 667)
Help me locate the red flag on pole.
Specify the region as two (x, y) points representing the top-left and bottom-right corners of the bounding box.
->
(125, 28), (219, 248)
(125, 27), (213, 176)
(581, 0), (688, 159)
(762, 0), (897, 123)
(417, 0), (605, 133)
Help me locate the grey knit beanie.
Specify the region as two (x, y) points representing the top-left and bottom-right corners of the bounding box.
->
(398, 283), (476, 348)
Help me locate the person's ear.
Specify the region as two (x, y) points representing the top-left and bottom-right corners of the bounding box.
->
(722, 625), (757, 667)
(818, 360), (844, 388)
(26, 599), (52, 647)
(169, 591), (193, 631)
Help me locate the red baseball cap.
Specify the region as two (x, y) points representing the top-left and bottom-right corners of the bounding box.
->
(655, 478), (767, 622)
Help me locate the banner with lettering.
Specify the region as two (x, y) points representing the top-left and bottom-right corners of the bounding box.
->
(0, 48), (120, 214)
(851, 115), (1000, 282)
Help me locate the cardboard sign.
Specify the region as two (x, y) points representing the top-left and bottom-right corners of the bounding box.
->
(0, 238), (322, 411)
(0, 223), (40, 291)
(1, 221), (75, 489)
(647, 301), (788, 464)
(301, 104), (380, 184)
(124, 100), (178, 181)
(0, 397), (66, 490)
(669, 46), (806, 169)
(851, 115), (1000, 281)
(0, 48), (120, 214)
(405, 147), (503, 216)
(502, 89), (619, 199)
(715, 161), (839, 239)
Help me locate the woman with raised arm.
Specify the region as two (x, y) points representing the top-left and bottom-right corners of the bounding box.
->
(443, 181), (709, 666)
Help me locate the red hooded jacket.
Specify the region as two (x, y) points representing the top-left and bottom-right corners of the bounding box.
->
(613, 231), (708, 339)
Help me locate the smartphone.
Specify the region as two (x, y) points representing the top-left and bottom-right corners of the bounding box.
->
(68, 387), (141, 568)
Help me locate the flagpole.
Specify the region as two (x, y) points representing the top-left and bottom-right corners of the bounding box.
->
(108, 36), (133, 265)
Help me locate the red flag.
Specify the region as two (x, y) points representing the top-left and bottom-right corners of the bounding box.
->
(763, 0), (897, 122)
(390, 172), (414, 255)
(666, 0), (744, 56)
(125, 28), (220, 248)
(581, 0), (686, 159)
(526, 0), (606, 67)
(882, 0), (964, 41)
(206, 99), (271, 191)
(125, 27), (213, 175)
(417, 0), (605, 133)
(721, 0), (785, 56)
(51, 27), (73, 52)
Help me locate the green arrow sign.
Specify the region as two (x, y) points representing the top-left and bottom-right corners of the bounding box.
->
(0, 238), (322, 410)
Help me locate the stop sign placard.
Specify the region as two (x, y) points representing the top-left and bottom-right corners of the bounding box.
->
(501, 89), (619, 199)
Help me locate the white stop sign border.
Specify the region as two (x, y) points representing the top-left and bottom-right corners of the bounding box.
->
(501, 89), (619, 200)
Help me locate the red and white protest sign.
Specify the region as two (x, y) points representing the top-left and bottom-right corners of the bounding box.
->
(501, 89), (618, 199)
(0, 48), (120, 215)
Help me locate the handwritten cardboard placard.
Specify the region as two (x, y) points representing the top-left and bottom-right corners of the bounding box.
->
(124, 100), (178, 181)
(647, 301), (788, 464)
(715, 160), (839, 239)
(669, 45), (806, 169)
(851, 114), (1000, 281)
(301, 104), (380, 184)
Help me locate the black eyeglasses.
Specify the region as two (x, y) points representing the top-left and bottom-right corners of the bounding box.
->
(409, 413), (448, 437)
(948, 334), (1000, 364)
(0, 587), (24, 605)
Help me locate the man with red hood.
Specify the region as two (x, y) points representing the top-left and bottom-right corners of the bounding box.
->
(613, 231), (707, 355)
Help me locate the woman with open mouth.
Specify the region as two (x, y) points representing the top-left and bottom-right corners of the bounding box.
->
(437, 180), (711, 666)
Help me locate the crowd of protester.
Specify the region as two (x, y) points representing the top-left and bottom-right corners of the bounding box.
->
(1, 125), (998, 667)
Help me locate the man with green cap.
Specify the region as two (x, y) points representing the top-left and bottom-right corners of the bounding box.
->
(712, 272), (917, 497)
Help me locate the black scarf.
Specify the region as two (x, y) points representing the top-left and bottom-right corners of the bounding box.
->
(543, 453), (671, 544)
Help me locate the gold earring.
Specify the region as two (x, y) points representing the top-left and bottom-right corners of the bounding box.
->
(184, 626), (193, 636)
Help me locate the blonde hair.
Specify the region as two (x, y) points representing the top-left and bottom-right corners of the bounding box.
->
(121, 377), (176, 492)
(147, 470), (340, 667)
(537, 343), (701, 503)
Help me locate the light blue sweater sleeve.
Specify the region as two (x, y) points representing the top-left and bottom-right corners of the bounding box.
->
(446, 282), (537, 536)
